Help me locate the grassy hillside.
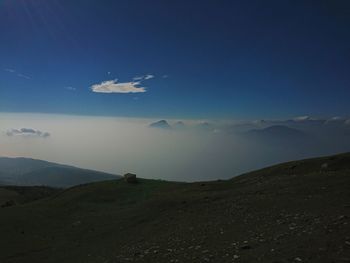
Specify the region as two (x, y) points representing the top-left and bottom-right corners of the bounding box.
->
(0, 153), (349, 262)
(0, 186), (60, 206)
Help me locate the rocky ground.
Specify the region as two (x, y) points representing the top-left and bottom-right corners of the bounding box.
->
(0, 153), (349, 262)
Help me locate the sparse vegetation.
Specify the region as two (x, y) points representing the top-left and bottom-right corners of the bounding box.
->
(0, 153), (349, 262)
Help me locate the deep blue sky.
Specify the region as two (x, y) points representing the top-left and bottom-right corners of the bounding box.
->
(0, 0), (349, 119)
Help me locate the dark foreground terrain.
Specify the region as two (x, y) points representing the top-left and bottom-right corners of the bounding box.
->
(0, 153), (350, 263)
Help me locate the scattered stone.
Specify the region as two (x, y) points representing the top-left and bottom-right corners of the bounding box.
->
(321, 163), (328, 170)
(1, 200), (16, 208)
(72, 221), (81, 227)
(240, 245), (252, 250)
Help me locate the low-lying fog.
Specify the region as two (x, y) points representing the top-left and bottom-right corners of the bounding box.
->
(1, 113), (350, 182)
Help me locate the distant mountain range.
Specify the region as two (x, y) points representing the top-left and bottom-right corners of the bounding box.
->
(148, 120), (215, 131)
(0, 157), (120, 188)
(241, 125), (318, 153)
(173, 121), (186, 130)
(244, 125), (309, 140)
(149, 117), (350, 135)
(149, 120), (172, 129)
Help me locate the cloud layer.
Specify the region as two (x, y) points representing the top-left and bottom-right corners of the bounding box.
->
(6, 128), (50, 138)
(91, 80), (146, 94)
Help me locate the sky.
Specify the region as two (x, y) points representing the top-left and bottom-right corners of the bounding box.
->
(0, 0), (349, 119)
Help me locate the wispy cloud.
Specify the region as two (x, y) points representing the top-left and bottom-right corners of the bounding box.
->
(144, 74), (154, 80)
(325, 116), (346, 125)
(17, 73), (31, 80)
(132, 76), (143, 81)
(91, 80), (146, 94)
(64, 86), (76, 91)
(133, 74), (154, 81)
(4, 68), (31, 80)
(6, 128), (50, 138)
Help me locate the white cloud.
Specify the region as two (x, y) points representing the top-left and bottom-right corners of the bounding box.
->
(293, 116), (312, 122)
(91, 74), (156, 94)
(6, 128), (50, 138)
(91, 80), (146, 94)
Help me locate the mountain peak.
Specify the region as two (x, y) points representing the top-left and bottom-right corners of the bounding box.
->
(149, 120), (171, 129)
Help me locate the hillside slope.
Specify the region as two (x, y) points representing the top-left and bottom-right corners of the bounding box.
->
(0, 157), (120, 187)
(0, 186), (60, 206)
(0, 153), (349, 262)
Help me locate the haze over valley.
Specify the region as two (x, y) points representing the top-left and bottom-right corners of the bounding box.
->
(1, 113), (350, 183)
